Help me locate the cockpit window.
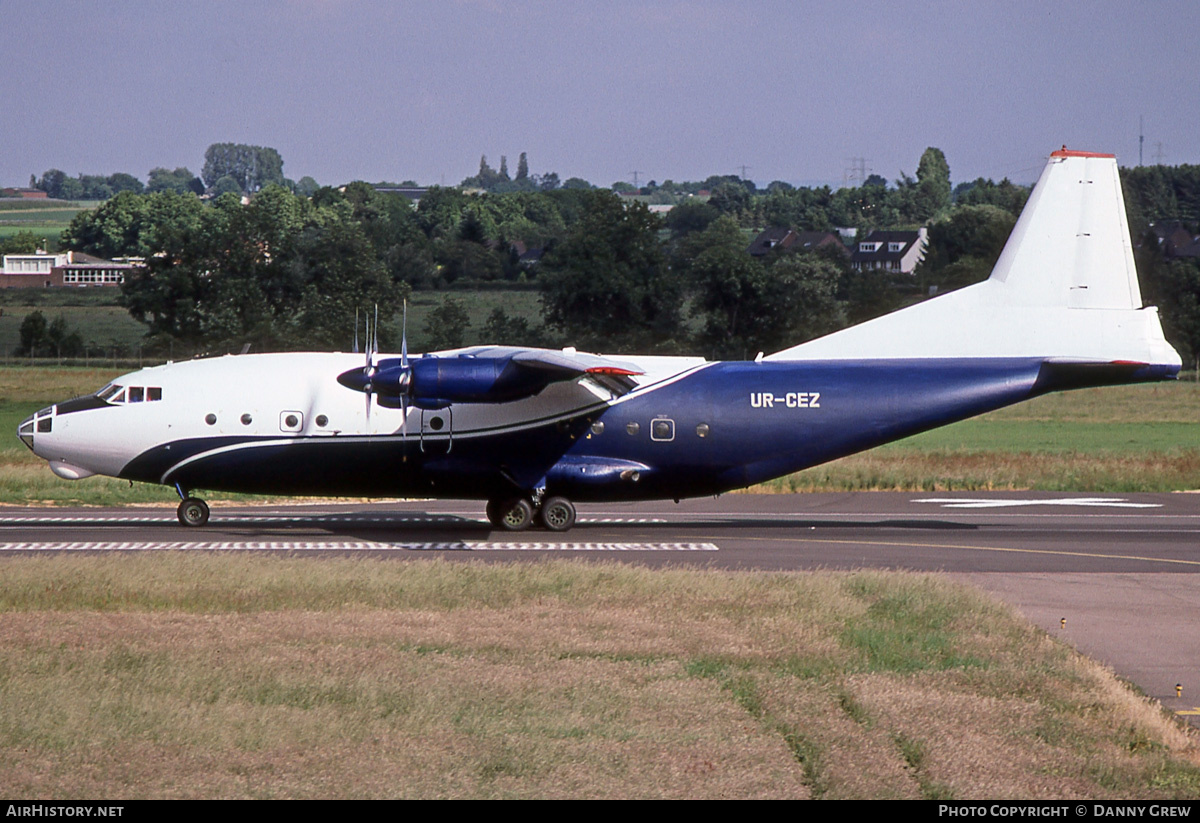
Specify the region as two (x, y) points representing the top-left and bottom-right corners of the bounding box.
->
(99, 385), (162, 404)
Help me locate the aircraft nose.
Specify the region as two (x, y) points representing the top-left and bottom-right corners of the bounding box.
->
(17, 414), (36, 452)
(17, 406), (54, 453)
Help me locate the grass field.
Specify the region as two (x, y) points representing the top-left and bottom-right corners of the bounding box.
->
(0, 557), (1196, 799)
(0, 199), (97, 247)
(0, 289), (547, 363)
(1, 367), (1197, 504)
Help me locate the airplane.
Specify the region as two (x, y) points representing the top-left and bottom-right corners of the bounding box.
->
(17, 149), (1183, 532)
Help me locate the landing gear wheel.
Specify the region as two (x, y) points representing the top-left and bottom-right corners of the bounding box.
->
(177, 497), (210, 527)
(492, 497), (533, 532)
(485, 499), (505, 528)
(538, 496), (576, 532)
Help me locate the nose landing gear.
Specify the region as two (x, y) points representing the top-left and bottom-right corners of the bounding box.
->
(486, 495), (576, 532)
(174, 484), (210, 527)
(177, 497), (210, 527)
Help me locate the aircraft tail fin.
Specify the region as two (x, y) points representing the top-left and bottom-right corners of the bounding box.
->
(987, 148), (1141, 310)
(766, 148), (1180, 372)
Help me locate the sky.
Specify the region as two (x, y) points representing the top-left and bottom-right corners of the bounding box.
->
(3, 0), (1197, 191)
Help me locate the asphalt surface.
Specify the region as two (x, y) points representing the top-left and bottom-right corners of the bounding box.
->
(3, 491), (1199, 722)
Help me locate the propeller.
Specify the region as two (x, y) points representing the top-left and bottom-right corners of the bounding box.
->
(399, 299), (410, 441)
(363, 306), (379, 423)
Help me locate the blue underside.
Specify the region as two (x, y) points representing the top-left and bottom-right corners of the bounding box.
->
(114, 357), (1177, 501)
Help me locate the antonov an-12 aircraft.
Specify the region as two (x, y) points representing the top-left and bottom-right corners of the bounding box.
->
(18, 149), (1182, 531)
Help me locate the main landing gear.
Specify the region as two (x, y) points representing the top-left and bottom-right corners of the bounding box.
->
(175, 485), (210, 527)
(486, 495), (577, 533)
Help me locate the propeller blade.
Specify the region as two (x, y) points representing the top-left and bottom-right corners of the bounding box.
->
(401, 299), (408, 369)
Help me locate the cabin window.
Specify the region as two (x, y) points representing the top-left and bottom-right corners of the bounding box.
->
(625, 421), (640, 436)
(429, 416), (445, 431)
(205, 414), (217, 425)
(696, 423), (711, 438)
(650, 418), (675, 442)
(280, 412), (303, 432)
(316, 415), (328, 427)
(590, 421), (605, 435)
(241, 414), (253, 426)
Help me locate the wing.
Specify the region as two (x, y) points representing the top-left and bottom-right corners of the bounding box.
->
(338, 346), (644, 408)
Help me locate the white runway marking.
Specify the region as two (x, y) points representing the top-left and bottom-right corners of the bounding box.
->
(0, 515), (666, 525)
(913, 497), (1163, 509)
(0, 541), (717, 553)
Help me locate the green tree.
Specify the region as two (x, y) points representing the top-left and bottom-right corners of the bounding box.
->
(918, 204), (1015, 293)
(45, 315), (84, 358)
(1121, 164), (1200, 236)
(664, 199), (719, 237)
(212, 176), (243, 197)
(60, 190), (203, 259)
(147, 167), (204, 195)
(899, 147), (952, 224)
(58, 177), (84, 200)
(1137, 242), (1200, 372)
(688, 219), (846, 359)
(424, 296), (471, 350)
(0, 230), (44, 255)
(708, 181), (752, 217)
(295, 176), (319, 197)
(416, 186), (468, 238)
(763, 185), (835, 231)
(540, 192), (681, 352)
(16, 310), (47, 357)
(954, 177), (1029, 217)
(120, 185), (401, 351)
(202, 143), (285, 192)
(482, 307), (544, 346)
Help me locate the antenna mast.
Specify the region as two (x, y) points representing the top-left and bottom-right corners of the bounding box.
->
(1139, 116), (1144, 166)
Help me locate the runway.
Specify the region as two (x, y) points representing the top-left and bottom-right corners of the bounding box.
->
(3, 491), (1199, 722)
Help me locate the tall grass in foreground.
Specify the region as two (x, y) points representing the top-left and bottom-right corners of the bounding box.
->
(0, 557), (1196, 799)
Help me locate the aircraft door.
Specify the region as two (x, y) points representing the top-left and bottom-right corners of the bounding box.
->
(419, 408), (453, 454)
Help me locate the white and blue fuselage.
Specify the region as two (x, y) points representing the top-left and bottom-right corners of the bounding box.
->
(16, 150), (1185, 529)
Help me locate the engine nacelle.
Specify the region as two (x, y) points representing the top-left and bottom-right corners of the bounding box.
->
(408, 357), (554, 404)
(339, 354), (570, 407)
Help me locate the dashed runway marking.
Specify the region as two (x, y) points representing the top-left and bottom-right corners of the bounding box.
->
(0, 514), (666, 525)
(913, 497), (1163, 509)
(0, 541), (716, 553)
